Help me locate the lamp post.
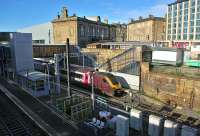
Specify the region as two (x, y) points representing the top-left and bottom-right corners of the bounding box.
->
(43, 63), (50, 95)
(66, 38), (71, 97)
(54, 54), (61, 94)
(91, 71), (95, 111)
(46, 63), (50, 95)
(82, 53), (85, 68)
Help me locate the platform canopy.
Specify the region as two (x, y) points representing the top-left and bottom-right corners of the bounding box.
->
(18, 71), (49, 81)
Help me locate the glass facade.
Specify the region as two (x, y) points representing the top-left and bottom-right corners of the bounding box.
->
(196, 0), (200, 39)
(167, 0), (200, 41)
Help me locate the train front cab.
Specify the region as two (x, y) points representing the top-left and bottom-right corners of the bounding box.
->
(94, 72), (122, 97)
(104, 74), (123, 96)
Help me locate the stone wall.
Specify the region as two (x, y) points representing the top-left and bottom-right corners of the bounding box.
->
(33, 45), (66, 58)
(82, 48), (124, 65)
(141, 63), (200, 111)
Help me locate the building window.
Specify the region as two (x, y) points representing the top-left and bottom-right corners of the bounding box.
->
(190, 14), (195, 20)
(196, 34), (200, 40)
(177, 35), (181, 40)
(179, 11), (182, 16)
(173, 12), (177, 17)
(179, 3), (183, 9)
(147, 35), (150, 40)
(178, 23), (182, 28)
(183, 34), (187, 40)
(80, 25), (84, 37)
(178, 29), (182, 33)
(168, 18), (172, 23)
(184, 28), (188, 33)
(167, 35), (171, 40)
(172, 35), (176, 40)
(196, 27), (200, 33)
(184, 2), (189, 9)
(198, 0), (200, 5)
(197, 7), (200, 12)
(197, 13), (200, 19)
(190, 27), (194, 33)
(184, 16), (188, 21)
(93, 27), (95, 36)
(189, 34), (194, 40)
(36, 80), (44, 91)
(191, 0), (196, 7)
(173, 23), (177, 28)
(168, 6), (172, 12)
(173, 5), (177, 10)
(190, 21), (194, 26)
(33, 40), (45, 44)
(184, 22), (188, 27)
(184, 9), (188, 15)
(196, 20), (200, 26)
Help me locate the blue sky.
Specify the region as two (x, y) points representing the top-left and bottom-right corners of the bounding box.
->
(0, 0), (174, 31)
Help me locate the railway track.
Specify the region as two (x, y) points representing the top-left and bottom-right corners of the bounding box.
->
(60, 84), (126, 109)
(0, 91), (45, 136)
(60, 84), (200, 129)
(0, 78), (84, 136)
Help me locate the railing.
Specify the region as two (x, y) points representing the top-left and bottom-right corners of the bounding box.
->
(98, 47), (139, 74)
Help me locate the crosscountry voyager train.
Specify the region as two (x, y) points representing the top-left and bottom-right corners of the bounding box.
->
(33, 58), (123, 96)
(60, 68), (123, 97)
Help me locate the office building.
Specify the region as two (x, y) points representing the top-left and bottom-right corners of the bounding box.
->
(166, 0), (200, 47)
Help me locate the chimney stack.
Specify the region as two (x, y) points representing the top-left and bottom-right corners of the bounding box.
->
(61, 7), (68, 18)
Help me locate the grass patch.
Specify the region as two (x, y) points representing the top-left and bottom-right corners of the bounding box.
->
(196, 111), (200, 115)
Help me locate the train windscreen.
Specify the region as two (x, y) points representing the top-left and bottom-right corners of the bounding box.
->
(107, 74), (118, 85)
(71, 72), (83, 82)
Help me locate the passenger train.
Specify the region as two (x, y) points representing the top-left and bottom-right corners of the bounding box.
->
(60, 68), (123, 96)
(33, 58), (123, 97)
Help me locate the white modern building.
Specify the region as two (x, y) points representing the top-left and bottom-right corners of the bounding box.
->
(166, 0), (200, 67)
(166, 0), (200, 48)
(17, 22), (54, 44)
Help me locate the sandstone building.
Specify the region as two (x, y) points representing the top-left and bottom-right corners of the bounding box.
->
(127, 16), (166, 43)
(52, 7), (116, 47)
(113, 23), (127, 42)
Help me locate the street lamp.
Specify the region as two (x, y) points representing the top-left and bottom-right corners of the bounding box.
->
(42, 62), (50, 95)
(90, 71), (95, 111)
(66, 39), (71, 97)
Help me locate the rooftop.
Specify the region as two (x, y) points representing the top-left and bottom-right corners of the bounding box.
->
(52, 7), (115, 27)
(128, 16), (165, 25)
(18, 71), (49, 81)
(168, 0), (189, 6)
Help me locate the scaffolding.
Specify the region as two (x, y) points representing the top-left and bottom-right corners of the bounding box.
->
(56, 94), (92, 122)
